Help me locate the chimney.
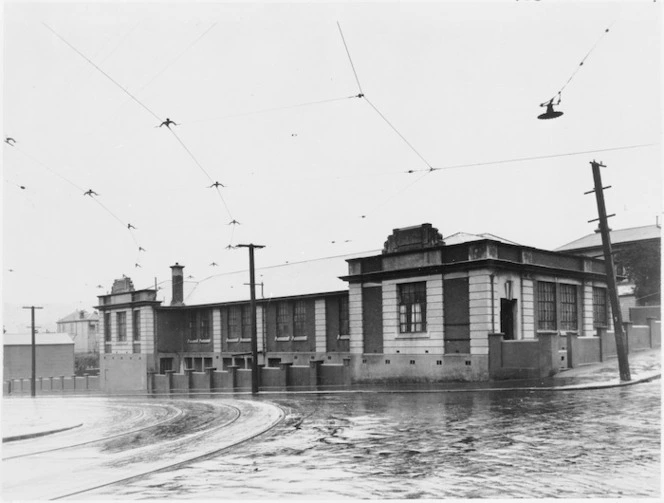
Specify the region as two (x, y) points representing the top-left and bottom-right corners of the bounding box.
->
(170, 263), (185, 306)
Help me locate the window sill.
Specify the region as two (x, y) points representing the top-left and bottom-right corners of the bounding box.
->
(396, 332), (429, 340)
(226, 338), (240, 343)
(275, 337), (290, 342)
(292, 336), (307, 342)
(337, 335), (350, 340)
(239, 338), (252, 343)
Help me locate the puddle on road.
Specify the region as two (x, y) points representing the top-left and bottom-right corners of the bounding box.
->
(80, 382), (661, 499)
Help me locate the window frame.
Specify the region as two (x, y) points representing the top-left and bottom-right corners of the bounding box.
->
(593, 287), (608, 328)
(132, 309), (141, 341)
(338, 295), (350, 338)
(116, 311), (127, 342)
(536, 281), (557, 331)
(293, 300), (307, 339)
(398, 282), (427, 334)
(559, 283), (578, 332)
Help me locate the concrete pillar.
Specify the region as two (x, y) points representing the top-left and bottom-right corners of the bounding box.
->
(536, 332), (559, 378)
(309, 360), (323, 389)
(206, 367), (216, 391)
(279, 362), (293, 389)
(343, 357), (352, 387)
(165, 370), (175, 393)
(567, 333), (579, 368)
(488, 333), (504, 376)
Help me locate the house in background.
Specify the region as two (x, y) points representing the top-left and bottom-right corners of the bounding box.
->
(96, 223), (612, 391)
(555, 223), (661, 321)
(3, 332), (74, 380)
(56, 309), (100, 354)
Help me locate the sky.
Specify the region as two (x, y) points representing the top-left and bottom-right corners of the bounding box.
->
(2, 0), (661, 332)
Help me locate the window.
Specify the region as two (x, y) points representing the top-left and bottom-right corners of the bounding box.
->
(339, 296), (350, 336)
(132, 310), (141, 341)
(160, 358), (173, 374)
(104, 313), (111, 342)
(294, 300), (307, 338)
(199, 311), (211, 341)
(560, 284), (578, 331)
(277, 302), (290, 338)
(398, 282), (427, 333)
(593, 287), (608, 328)
(537, 282), (556, 331)
(241, 305), (252, 339)
(116, 312), (127, 341)
(228, 306), (241, 339)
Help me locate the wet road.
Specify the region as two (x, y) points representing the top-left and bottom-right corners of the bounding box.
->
(2, 381), (660, 499)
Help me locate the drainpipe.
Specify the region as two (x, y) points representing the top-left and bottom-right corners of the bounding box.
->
(490, 274), (495, 333)
(520, 273), (524, 340)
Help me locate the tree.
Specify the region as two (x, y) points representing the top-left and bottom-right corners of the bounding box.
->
(616, 240), (661, 305)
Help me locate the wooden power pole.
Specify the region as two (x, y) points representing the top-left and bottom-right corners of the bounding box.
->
(22, 305), (44, 397)
(236, 243), (265, 394)
(587, 160), (631, 381)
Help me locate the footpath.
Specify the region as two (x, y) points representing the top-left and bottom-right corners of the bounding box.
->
(2, 348), (660, 442)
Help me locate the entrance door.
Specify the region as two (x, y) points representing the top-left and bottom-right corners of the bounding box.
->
(362, 286), (383, 354)
(500, 299), (517, 340)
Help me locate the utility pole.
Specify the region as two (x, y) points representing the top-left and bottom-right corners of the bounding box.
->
(22, 306), (44, 397)
(236, 243), (265, 394)
(586, 160), (631, 381)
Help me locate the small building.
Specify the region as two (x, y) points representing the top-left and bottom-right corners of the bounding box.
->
(3, 332), (75, 380)
(56, 309), (100, 354)
(96, 223), (611, 391)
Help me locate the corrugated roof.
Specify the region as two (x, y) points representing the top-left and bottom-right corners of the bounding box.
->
(158, 250), (378, 306)
(3, 333), (74, 346)
(444, 232), (521, 246)
(556, 225), (661, 252)
(57, 310), (99, 323)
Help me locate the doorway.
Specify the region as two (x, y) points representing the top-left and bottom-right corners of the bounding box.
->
(500, 299), (518, 340)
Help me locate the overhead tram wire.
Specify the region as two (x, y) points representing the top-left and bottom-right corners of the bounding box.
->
(10, 143), (143, 255)
(336, 22), (434, 172)
(43, 23), (163, 124)
(44, 23), (240, 247)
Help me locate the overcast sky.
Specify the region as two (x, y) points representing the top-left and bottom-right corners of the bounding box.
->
(2, 0), (661, 332)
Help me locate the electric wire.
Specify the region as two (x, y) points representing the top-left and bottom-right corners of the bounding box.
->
(541, 23), (614, 106)
(10, 144), (142, 254)
(337, 22), (363, 95)
(43, 23), (163, 123)
(364, 96), (435, 171)
(136, 23), (218, 95)
(405, 142), (657, 173)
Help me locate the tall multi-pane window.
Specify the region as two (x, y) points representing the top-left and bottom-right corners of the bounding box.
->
(339, 296), (350, 336)
(117, 312), (127, 341)
(199, 310), (211, 340)
(560, 284), (578, 331)
(241, 305), (252, 339)
(277, 302), (290, 338)
(398, 282), (427, 333)
(132, 310), (141, 341)
(104, 312), (111, 342)
(593, 287), (608, 327)
(293, 301), (307, 338)
(537, 282), (557, 330)
(228, 306), (241, 339)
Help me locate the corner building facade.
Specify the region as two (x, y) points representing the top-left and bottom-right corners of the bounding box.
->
(96, 224), (610, 391)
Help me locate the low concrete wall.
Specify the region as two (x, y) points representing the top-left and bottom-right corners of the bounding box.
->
(261, 367), (287, 390)
(630, 306), (661, 324)
(191, 372), (209, 391)
(571, 337), (601, 366)
(153, 374), (169, 393)
(236, 369), (252, 390)
(501, 340), (539, 368)
(4, 374), (101, 396)
(628, 325), (651, 351)
(289, 366), (311, 389)
(350, 354), (489, 383)
(651, 320), (661, 348)
(171, 374), (187, 392)
(320, 364), (349, 388)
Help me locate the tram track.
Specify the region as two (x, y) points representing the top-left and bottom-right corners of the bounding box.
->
(51, 400), (285, 500)
(2, 402), (186, 461)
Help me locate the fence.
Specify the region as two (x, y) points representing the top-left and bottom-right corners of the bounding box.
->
(489, 318), (661, 380)
(148, 359), (351, 394)
(3, 374), (101, 396)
